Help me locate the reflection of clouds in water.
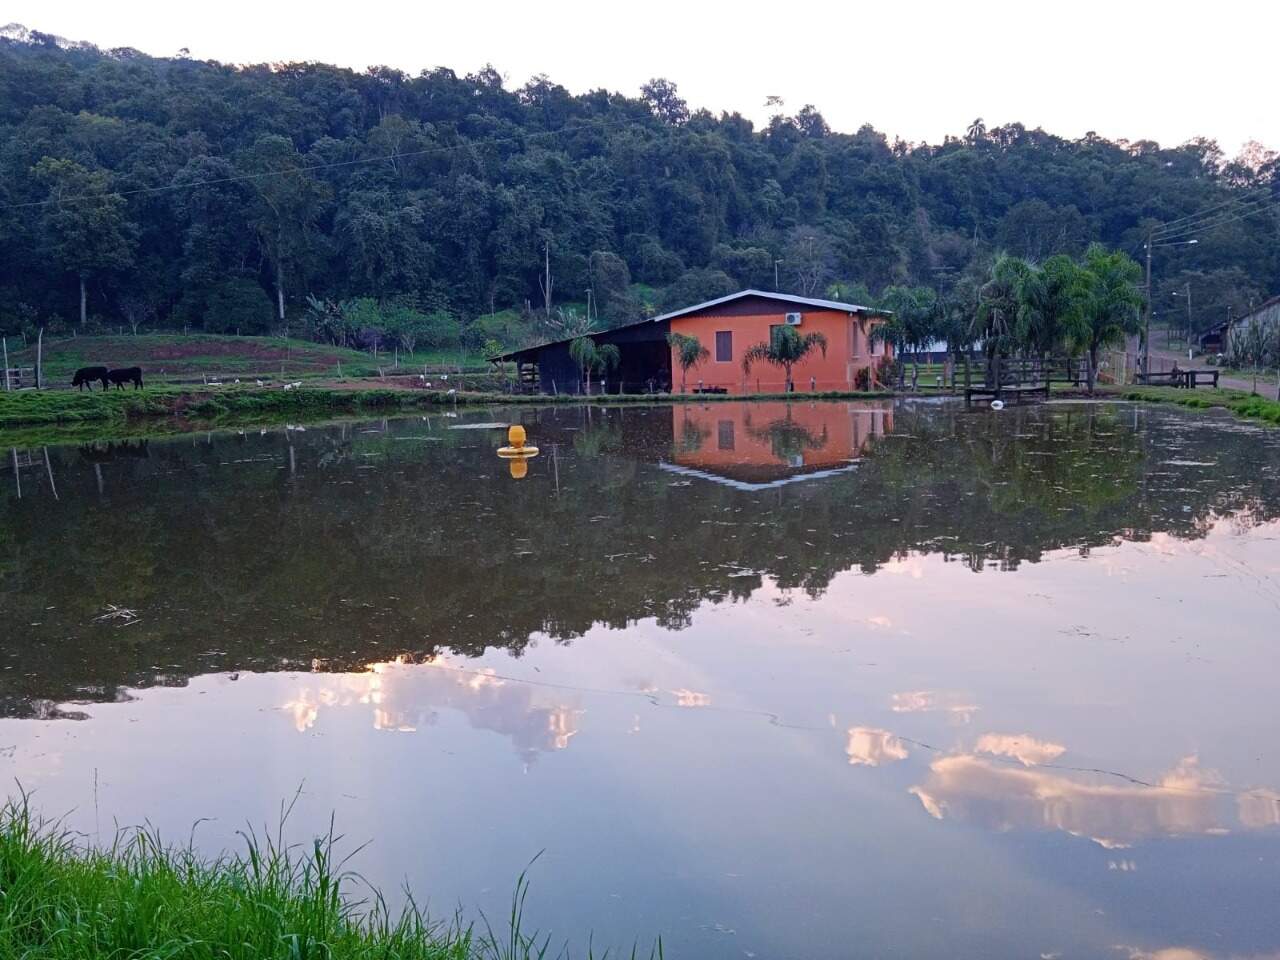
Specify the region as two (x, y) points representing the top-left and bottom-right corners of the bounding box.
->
(280, 658), (581, 761)
(974, 733), (1066, 766)
(1238, 788), (1280, 828)
(845, 727), (909, 767)
(891, 690), (979, 723)
(1112, 947), (1280, 960)
(670, 688), (711, 707)
(909, 755), (1227, 848)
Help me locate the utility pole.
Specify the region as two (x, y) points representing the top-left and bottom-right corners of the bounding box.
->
(1185, 281), (1193, 358)
(1143, 229), (1153, 375)
(774, 259), (782, 292)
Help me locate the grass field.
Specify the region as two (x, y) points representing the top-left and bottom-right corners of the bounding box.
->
(6, 334), (491, 386)
(0, 798), (630, 960)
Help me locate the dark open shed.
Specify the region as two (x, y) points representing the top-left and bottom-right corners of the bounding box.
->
(491, 317), (672, 395)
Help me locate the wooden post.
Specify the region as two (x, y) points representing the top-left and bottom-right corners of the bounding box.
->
(2, 337), (9, 392)
(10, 448), (19, 500)
(42, 447), (58, 501)
(35, 328), (43, 389)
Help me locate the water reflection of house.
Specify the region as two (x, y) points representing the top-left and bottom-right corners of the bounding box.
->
(663, 400), (894, 488)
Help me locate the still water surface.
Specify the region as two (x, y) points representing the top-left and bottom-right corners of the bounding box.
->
(2, 399), (1279, 959)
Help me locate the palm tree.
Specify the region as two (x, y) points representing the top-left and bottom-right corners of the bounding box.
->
(976, 253), (1033, 381)
(1013, 255), (1082, 362)
(667, 332), (709, 393)
(741, 325), (828, 393)
(569, 337), (621, 395)
(876, 286), (940, 390)
(966, 117), (987, 143)
(1068, 245), (1144, 394)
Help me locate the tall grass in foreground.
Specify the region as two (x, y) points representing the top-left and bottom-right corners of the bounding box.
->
(0, 798), (658, 960)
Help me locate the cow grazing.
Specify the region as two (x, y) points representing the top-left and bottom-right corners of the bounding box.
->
(71, 366), (110, 391)
(107, 367), (144, 390)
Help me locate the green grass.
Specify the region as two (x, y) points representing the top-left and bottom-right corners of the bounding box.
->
(0, 797), (655, 960)
(0, 383), (898, 432)
(8, 334), (490, 385)
(1114, 385), (1280, 425)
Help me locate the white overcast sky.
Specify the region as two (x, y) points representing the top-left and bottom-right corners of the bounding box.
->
(8, 0), (1274, 156)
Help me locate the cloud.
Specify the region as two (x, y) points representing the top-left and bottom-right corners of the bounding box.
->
(909, 754), (1226, 848)
(846, 727), (909, 767)
(281, 657), (581, 761)
(974, 733), (1066, 767)
(891, 690), (979, 723)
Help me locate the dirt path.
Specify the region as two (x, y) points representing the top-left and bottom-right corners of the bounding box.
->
(1146, 345), (1263, 393)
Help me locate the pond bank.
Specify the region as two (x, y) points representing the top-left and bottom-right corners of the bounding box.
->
(0, 383), (895, 430)
(1114, 384), (1280, 425)
(0, 800), (596, 960)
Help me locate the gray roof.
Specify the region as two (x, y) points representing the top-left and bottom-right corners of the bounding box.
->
(649, 289), (885, 323)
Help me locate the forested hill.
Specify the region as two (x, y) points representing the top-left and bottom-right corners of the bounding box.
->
(1, 24), (1277, 349)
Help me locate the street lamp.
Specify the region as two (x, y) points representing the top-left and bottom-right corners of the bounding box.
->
(1142, 235), (1199, 373)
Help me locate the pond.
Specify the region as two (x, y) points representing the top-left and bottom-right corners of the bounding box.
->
(2, 399), (1279, 959)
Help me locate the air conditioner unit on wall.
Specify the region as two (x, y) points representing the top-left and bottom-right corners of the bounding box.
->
(785, 312), (803, 326)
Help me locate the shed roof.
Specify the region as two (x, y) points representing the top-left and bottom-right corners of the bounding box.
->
(489, 290), (887, 362)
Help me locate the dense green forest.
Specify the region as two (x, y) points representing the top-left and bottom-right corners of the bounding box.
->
(1, 24), (1277, 352)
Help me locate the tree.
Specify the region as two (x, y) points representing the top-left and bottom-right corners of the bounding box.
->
(966, 118), (987, 143)
(876, 286), (940, 390)
(569, 337), (621, 394)
(640, 78), (689, 126)
(1014, 254), (1082, 359)
(242, 136), (329, 329)
(33, 158), (136, 328)
(976, 254), (1033, 376)
(782, 227), (836, 298)
(667, 332), (709, 393)
(742, 325), (828, 392)
(1069, 245), (1144, 394)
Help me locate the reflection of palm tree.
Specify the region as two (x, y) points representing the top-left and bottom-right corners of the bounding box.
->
(677, 411), (709, 452)
(745, 409), (830, 462)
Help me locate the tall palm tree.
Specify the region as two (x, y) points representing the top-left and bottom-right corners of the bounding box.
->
(569, 337), (621, 395)
(876, 286), (940, 390)
(1014, 254), (1083, 361)
(1068, 245), (1144, 394)
(966, 117), (987, 143)
(976, 253), (1033, 380)
(666, 332), (709, 393)
(741, 325), (828, 393)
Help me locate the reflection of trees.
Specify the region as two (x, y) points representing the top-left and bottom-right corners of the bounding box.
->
(2, 402), (1279, 717)
(744, 413), (830, 462)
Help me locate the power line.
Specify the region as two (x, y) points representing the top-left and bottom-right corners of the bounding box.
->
(1154, 193), (1262, 232)
(0, 115), (648, 212)
(1155, 196), (1280, 241)
(1153, 194), (1276, 239)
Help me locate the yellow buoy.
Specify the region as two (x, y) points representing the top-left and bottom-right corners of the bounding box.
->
(497, 424), (539, 473)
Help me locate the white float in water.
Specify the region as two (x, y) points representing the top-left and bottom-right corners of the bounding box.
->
(990, 399), (1005, 410)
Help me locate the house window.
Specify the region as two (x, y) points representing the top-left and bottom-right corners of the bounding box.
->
(715, 330), (733, 362)
(717, 420), (735, 450)
(870, 328), (885, 357)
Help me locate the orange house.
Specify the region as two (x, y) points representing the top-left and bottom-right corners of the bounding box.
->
(659, 290), (892, 394)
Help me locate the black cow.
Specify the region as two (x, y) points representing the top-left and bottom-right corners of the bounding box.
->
(71, 366), (110, 391)
(107, 367), (144, 390)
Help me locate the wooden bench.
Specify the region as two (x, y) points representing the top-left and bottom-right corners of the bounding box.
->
(1134, 369), (1219, 389)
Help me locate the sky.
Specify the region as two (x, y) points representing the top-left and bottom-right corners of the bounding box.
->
(7, 0), (1274, 157)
